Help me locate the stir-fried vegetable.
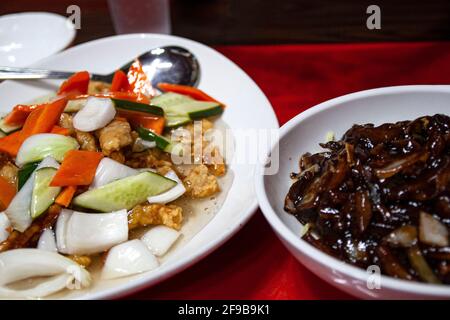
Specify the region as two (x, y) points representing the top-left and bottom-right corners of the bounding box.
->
(110, 70), (131, 92)
(37, 229), (57, 252)
(0, 98), (68, 157)
(90, 158), (138, 189)
(56, 209), (128, 255)
(147, 170), (186, 204)
(141, 225), (180, 256)
(158, 83), (223, 105)
(101, 239), (159, 280)
(5, 157), (59, 232)
(111, 98), (164, 117)
(50, 125), (70, 136)
(73, 171), (177, 212)
(0, 64), (228, 298)
(73, 97), (117, 132)
(0, 177), (16, 211)
(17, 162), (39, 190)
(31, 167), (61, 218)
(50, 150), (104, 187)
(16, 133), (79, 166)
(55, 186), (77, 208)
(3, 104), (37, 126)
(57, 71), (90, 96)
(0, 212), (11, 243)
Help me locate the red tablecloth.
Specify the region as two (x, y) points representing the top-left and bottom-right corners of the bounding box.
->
(129, 42), (450, 300)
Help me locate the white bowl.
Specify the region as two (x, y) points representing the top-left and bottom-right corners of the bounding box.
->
(0, 34), (278, 299)
(0, 12), (76, 67)
(256, 85), (450, 300)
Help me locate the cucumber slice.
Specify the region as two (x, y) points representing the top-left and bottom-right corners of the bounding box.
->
(18, 162), (39, 190)
(30, 167), (61, 218)
(152, 93), (223, 127)
(165, 115), (191, 128)
(0, 131), (5, 138)
(73, 171), (177, 212)
(111, 98), (164, 117)
(151, 92), (193, 108)
(0, 118), (21, 134)
(136, 127), (183, 156)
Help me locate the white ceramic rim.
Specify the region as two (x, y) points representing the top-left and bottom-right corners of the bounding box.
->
(0, 12), (76, 66)
(255, 85), (450, 298)
(26, 33), (278, 299)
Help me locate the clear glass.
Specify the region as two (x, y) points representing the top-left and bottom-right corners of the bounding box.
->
(108, 0), (171, 35)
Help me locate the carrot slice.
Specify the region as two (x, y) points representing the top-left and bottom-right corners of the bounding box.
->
(110, 70), (131, 92)
(51, 126), (70, 136)
(117, 109), (164, 135)
(55, 185), (77, 207)
(50, 150), (104, 187)
(0, 176), (16, 211)
(0, 98), (67, 156)
(58, 71), (90, 96)
(157, 83), (223, 106)
(71, 91), (150, 104)
(21, 98), (67, 136)
(0, 131), (25, 157)
(3, 104), (38, 126)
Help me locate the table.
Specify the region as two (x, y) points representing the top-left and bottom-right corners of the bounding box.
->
(128, 41), (450, 299)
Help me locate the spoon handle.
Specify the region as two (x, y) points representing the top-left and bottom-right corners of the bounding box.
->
(0, 67), (110, 82)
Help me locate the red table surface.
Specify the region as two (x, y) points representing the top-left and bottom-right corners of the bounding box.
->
(129, 41), (450, 300)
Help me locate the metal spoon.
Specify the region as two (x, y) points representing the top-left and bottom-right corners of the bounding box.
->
(0, 46), (200, 87)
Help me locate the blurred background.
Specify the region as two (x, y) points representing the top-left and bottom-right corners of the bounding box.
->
(2, 0), (450, 45)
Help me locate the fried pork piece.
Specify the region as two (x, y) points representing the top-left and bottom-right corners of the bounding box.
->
(75, 130), (98, 151)
(0, 162), (18, 188)
(59, 113), (75, 134)
(184, 119), (227, 177)
(128, 203), (183, 230)
(97, 118), (133, 156)
(126, 148), (173, 172)
(183, 164), (220, 198)
(204, 147), (226, 177)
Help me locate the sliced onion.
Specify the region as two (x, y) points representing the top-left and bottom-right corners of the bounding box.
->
(90, 158), (138, 189)
(0, 212), (11, 243)
(37, 229), (57, 252)
(16, 134), (79, 167)
(147, 170), (185, 204)
(73, 97), (116, 132)
(419, 211), (449, 247)
(385, 225), (417, 247)
(101, 239), (159, 280)
(141, 225), (180, 256)
(55, 209), (72, 254)
(0, 248), (91, 298)
(58, 209), (128, 255)
(5, 170), (34, 232)
(37, 156), (60, 170)
(407, 245), (441, 284)
(5, 156), (61, 232)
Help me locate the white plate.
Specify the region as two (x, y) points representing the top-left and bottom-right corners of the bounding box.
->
(0, 12), (76, 67)
(0, 34), (278, 299)
(256, 85), (450, 299)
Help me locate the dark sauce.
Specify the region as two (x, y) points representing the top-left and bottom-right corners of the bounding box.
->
(285, 114), (450, 284)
